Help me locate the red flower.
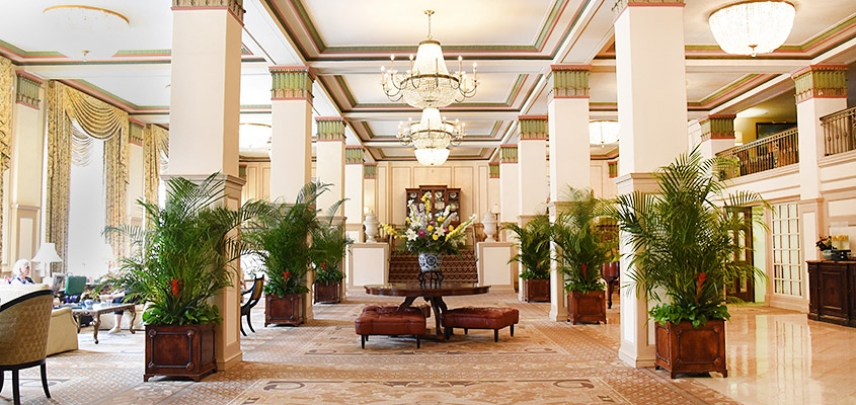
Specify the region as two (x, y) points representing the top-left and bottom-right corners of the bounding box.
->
(283, 271), (291, 281)
(581, 263), (587, 278)
(695, 273), (707, 303)
(321, 262), (327, 271)
(170, 279), (180, 297)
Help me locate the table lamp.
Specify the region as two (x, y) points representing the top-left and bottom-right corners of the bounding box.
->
(32, 242), (63, 278)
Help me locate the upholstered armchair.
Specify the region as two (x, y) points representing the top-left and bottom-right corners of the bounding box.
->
(0, 283), (79, 356)
(0, 289), (54, 405)
(240, 275), (265, 336)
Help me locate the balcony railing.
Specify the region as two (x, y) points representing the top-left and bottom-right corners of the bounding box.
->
(820, 106), (856, 156)
(717, 128), (799, 178)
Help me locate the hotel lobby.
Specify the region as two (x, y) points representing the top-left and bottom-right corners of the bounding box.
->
(1, 1), (856, 404)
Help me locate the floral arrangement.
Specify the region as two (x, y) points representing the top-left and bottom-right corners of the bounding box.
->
(382, 194), (476, 255)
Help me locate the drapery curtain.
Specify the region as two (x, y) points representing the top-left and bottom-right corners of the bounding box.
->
(143, 124), (169, 208)
(0, 57), (13, 260)
(46, 81), (129, 268)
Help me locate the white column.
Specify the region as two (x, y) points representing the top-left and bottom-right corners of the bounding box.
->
(698, 114), (736, 160)
(614, 0), (688, 369)
(269, 66), (314, 202)
(548, 66), (591, 197)
(517, 116), (548, 219)
(344, 147), (366, 242)
(169, 0), (244, 371)
(315, 117), (346, 217)
(499, 145), (521, 300)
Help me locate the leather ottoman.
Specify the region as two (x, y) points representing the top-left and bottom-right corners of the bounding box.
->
(442, 307), (519, 342)
(355, 306), (427, 349)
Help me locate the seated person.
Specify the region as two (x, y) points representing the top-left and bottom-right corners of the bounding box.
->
(100, 289), (139, 334)
(9, 259), (35, 285)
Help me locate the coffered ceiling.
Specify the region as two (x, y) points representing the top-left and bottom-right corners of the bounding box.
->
(1, 0), (855, 163)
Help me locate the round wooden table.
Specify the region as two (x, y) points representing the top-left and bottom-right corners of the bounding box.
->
(364, 283), (490, 340)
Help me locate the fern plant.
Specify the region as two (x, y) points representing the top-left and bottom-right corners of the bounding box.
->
(504, 213), (553, 280)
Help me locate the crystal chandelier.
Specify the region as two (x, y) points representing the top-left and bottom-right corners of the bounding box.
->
(380, 10), (478, 109)
(43, 5), (130, 61)
(398, 108), (466, 166)
(589, 121), (620, 147)
(708, 1), (795, 57)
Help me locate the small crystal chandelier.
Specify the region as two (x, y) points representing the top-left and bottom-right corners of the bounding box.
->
(381, 10), (478, 109)
(589, 121), (620, 148)
(708, 1), (795, 57)
(42, 5), (130, 61)
(398, 108), (466, 166)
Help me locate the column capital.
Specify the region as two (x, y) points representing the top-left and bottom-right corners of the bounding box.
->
(792, 64), (848, 103)
(548, 65), (590, 100)
(172, 0), (245, 24)
(500, 145), (518, 163)
(612, 0), (685, 17)
(489, 162), (500, 178)
(699, 114), (736, 142)
(608, 161), (618, 178)
(518, 115), (548, 140)
(270, 66), (315, 101)
(363, 163), (377, 179)
(316, 116), (345, 142)
(15, 71), (42, 109)
(345, 146), (365, 164)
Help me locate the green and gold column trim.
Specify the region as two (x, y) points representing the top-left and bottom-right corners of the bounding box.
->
(489, 162), (500, 178)
(270, 66), (315, 101)
(500, 145), (518, 164)
(316, 116), (345, 142)
(518, 115), (548, 140)
(612, 0), (684, 16)
(363, 163), (377, 179)
(608, 161), (618, 178)
(548, 65), (590, 100)
(172, 0), (245, 23)
(699, 114), (736, 142)
(793, 64), (848, 103)
(345, 146), (365, 164)
(15, 72), (42, 109)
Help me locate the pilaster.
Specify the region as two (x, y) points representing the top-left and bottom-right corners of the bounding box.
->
(269, 66), (315, 202)
(344, 146), (365, 242)
(499, 145), (519, 226)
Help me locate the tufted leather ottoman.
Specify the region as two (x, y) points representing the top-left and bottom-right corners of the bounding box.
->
(355, 306), (427, 349)
(442, 307), (519, 342)
(361, 304), (431, 319)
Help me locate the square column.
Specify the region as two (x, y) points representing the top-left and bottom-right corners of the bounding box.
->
(698, 114), (736, 160)
(517, 116), (548, 219)
(792, 65), (848, 266)
(344, 147), (366, 242)
(169, 0), (245, 372)
(315, 117), (346, 218)
(548, 65), (591, 198)
(269, 66), (314, 202)
(499, 145), (521, 299)
(613, 0), (688, 369)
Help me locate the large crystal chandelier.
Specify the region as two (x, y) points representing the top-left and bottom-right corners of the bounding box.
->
(398, 108), (466, 166)
(43, 5), (130, 61)
(708, 1), (795, 57)
(381, 10), (478, 109)
(589, 121), (620, 147)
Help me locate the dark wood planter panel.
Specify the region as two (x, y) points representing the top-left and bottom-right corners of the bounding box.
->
(655, 319), (727, 379)
(144, 324), (216, 382)
(314, 280), (341, 304)
(807, 260), (856, 326)
(523, 279), (550, 302)
(566, 291), (607, 324)
(265, 294), (306, 326)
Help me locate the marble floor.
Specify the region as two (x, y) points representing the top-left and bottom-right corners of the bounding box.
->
(2, 291), (855, 404)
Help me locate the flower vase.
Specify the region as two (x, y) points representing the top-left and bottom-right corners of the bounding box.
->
(417, 253), (442, 273)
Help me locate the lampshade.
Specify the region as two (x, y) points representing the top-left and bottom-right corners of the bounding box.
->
(589, 121), (620, 146)
(381, 10), (478, 108)
(708, 1), (795, 57)
(32, 243), (63, 264)
(43, 5), (130, 61)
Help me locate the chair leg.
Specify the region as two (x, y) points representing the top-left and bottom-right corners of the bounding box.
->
(247, 313), (256, 333)
(494, 329), (499, 342)
(12, 369), (20, 405)
(444, 327), (452, 340)
(240, 320), (247, 337)
(361, 335), (366, 349)
(40, 363), (51, 399)
(0, 369), (4, 392)
(464, 328), (469, 335)
(416, 336), (421, 349)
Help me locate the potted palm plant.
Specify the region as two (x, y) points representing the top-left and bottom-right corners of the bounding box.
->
(505, 213), (553, 302)
(109, 173), (265, 382)
(244, 182), (342, 326)
(552, 188), (615, 324)
(612, 149), (765, 378)
(311, 223), (353, 304)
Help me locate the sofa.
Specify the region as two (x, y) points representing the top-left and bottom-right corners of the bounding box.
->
(0, 283), (79, 356)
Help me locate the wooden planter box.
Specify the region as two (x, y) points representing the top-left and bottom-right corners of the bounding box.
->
(314, 280), (342, 304)
(265, 294), (305, 326)
(523, 278), (550, 302)
(566, 290), (607, 324)
(655, 319), (727, 378)
(144, 324), (216, 382)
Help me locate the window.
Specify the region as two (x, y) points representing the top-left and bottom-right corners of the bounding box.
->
(771, 203), (802, 297)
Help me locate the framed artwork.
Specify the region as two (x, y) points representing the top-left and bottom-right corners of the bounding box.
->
(756, 122), (796, 138)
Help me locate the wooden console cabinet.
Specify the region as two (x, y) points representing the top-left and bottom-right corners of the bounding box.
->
(807, 260), (856, 327)
(405, 185), (461, 227)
